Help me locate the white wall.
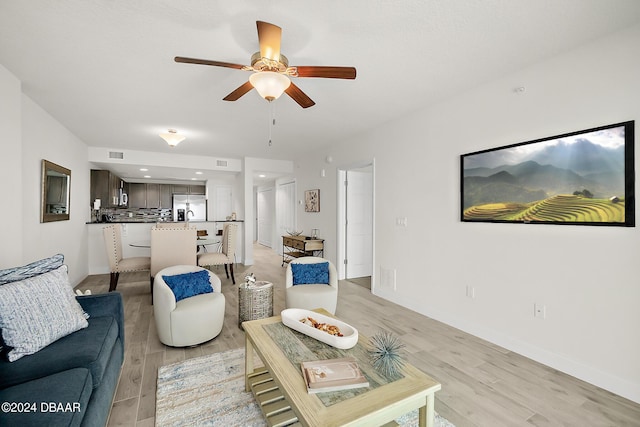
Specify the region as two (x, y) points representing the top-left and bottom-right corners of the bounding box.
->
(21, 96), (90, 286)
(293, 24), (640, 402)
(0, 65), (23, 268)
(0, 65), (89, 285)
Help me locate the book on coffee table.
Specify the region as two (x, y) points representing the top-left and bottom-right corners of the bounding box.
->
(301, 356), (369, 393)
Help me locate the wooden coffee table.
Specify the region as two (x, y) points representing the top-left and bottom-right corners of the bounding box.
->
(243, 309), (441, 427)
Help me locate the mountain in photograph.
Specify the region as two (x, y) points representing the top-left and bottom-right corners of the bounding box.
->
(462, 139), (625, 210)
(528, 138), (624, 176)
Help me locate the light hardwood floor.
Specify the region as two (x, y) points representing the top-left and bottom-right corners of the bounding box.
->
(77, 244), (640, 427)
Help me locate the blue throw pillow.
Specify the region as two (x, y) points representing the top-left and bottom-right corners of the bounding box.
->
(162, 270), (213, 302)
(291, 262), (330, 285)
(0, 254), (64, 285)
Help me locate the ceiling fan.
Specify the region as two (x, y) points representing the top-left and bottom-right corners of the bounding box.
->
(175, 21), (356, 108)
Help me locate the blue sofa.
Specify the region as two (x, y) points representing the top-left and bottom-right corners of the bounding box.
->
(0, 292), (124, 426)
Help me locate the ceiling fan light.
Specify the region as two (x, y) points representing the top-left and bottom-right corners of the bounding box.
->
(249, 71), (291, 101)
(159, 129), (186, 147)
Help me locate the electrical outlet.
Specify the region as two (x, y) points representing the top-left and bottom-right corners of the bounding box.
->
(380, 266), (397, 291)
(534, 303), (546, 319)
(466, 285), (475, 299)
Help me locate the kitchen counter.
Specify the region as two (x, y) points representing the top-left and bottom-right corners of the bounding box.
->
(86, 220), (245, 224)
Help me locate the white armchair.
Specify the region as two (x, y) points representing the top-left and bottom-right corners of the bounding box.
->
(153, 265), (225, 347)
(285, 257), (338, 314)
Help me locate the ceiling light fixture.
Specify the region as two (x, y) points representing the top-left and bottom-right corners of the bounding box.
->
(249, 71), (291, 102)
(159, 129), (185, 147)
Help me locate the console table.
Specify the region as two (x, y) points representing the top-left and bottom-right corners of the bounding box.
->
(282, 235), (324, 266)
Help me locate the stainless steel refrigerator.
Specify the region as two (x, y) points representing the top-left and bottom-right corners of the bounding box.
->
(172, 195), (207, 222)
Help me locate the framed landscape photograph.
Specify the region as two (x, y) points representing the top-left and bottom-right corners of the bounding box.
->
(461, 121), (635, 227)
(305, 189), (320, 212)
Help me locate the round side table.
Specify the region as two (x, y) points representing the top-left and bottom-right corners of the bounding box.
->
(238, 281), (274, 327)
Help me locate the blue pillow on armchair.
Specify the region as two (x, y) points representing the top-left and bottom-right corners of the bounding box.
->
(162, 270), (213, 302)
(291, 262), (330, 285)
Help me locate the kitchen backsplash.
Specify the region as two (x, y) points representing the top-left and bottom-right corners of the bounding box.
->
(93, 207), (172, 223)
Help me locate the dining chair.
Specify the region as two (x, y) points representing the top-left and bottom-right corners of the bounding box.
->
(150, 226), (197, 296)
(155, 222), (189, 228)
(197, 223), (237, 284)
(103, 224), (150, 292)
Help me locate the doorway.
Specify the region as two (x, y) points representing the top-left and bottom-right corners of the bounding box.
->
(276, 180), (296, 255)
(338, 163), (374, 287)
(257, 187), (274, 247)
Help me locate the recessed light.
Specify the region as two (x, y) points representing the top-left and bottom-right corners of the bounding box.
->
(140, 168), (148, 171)
(195, 171), (203, 175)
(259, 174), (266, 178)
(144, 175), (151, 178)
(191, 178), (197, 181)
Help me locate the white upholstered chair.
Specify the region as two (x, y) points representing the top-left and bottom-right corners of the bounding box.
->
(153, 265), (225, 347)
(154, 222), (190, 228)
(198, 223), (237, 284)
(285, 257), (338, 314)
(103, 224), (150, 292)
(150, 226), (197, 295)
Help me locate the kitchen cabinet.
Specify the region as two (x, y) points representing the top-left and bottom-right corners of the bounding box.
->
(91, 170), (124, 208)
(189, 185), (206, 195)
(146, 184), (160, 208)
(129, 183), (163, 208)
(128, 183), (146, 208)
(159, 184), (173, 208)
(172, 184), (205, 195)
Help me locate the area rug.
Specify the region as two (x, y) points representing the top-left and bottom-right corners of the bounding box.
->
(156, 347), (455, 427)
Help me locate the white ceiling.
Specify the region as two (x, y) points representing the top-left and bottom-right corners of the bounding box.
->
(2, 1), (640, 181)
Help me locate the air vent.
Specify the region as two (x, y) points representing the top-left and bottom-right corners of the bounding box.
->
(108, 151), (124, 159)
(216, 160), (228, 167)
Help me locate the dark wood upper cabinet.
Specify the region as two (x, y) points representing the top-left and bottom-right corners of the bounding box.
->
(146, 184), (160, 208)
(159, 184), (173, 208)
(128, 183), (146, 208)
(91, 170), (123, 208)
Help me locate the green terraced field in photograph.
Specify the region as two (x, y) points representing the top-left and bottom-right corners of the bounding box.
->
(463, 195), (625, 223)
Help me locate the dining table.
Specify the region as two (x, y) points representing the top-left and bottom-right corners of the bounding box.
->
(129, 237), (221, 252)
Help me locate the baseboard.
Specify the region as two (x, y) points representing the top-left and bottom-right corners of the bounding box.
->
(376, 290), (640, 404)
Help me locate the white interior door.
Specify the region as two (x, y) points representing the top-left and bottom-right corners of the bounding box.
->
(346, 167), (373, 279)
(276, 180), (296, 255)
(257, 188), (274, 247)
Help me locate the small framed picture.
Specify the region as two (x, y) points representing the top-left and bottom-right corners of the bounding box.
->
(305, 189), (320, 212)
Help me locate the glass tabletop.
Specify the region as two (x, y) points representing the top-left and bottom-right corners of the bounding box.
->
(129, 238), (220, 248)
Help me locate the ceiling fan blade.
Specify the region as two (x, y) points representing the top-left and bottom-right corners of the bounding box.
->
(175, 56), (246, 70)
(285, 82), (316, 108)
(295, 66), (357, 79)
(256, 21), (282, 62)
(223, 81), (254, 101)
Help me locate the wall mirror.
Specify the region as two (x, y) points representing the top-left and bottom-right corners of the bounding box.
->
(41, 159), (71, 222)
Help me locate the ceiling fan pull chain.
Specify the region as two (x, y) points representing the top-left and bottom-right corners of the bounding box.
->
(268, 101), (278, 147)
(269, 102), (273, 147)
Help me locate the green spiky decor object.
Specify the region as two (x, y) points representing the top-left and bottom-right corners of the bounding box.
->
(368, 330), (405, 378)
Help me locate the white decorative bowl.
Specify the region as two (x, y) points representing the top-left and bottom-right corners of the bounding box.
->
(281, 308), (358, 349)
(286, 230), (303, 236)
